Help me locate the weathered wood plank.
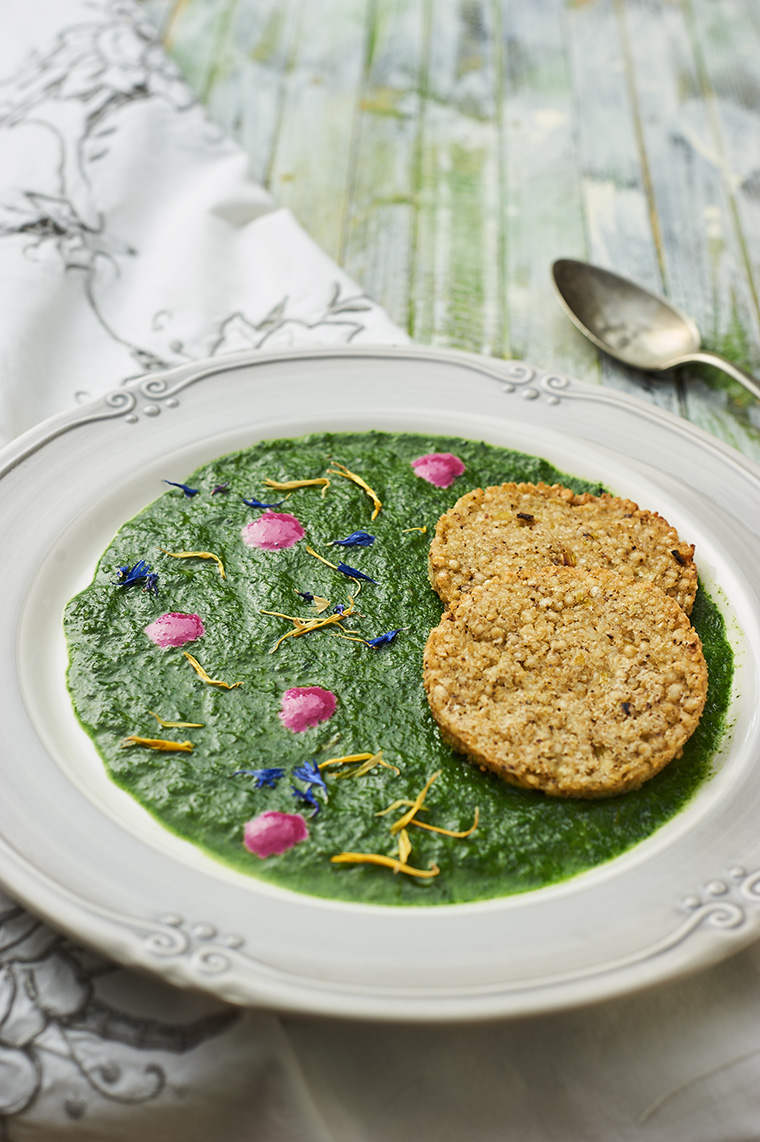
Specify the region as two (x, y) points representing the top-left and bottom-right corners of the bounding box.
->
(341, 0), (426, 332)
(620, 0), (760, 459)
(203, 0), (304, 187)
(564, 0), (683, 413)
(267, 0), (370, 262)
(163, 0), (239, 96)
(498, 0), (599, 379)
(683, 0), (760, 443)
(409, 0), (504, 356)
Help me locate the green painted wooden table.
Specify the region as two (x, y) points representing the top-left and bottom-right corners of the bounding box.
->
(144, 0), (760, 462)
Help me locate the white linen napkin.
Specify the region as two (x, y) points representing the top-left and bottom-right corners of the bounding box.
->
(2, 3), (760, 1140)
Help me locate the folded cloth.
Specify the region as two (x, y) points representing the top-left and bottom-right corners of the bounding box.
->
(3, 3), (760, 1142)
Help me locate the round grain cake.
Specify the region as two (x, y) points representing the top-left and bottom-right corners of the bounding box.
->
(423, 566), (708, 798)
(428, 482), (697, 614)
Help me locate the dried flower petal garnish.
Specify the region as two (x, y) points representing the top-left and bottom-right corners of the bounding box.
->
(232, 767), (285, 788)
(143, 572), (159, 596)
(279, 687), (337, 732)
(242, 511), (305, 550)
(211, 483), (230, 495)
(291, 784), (321, 816)
(411, 453), (465, 489)
(262, 594), (358, 652)
(336, 562), (377, 584)
(402, 526), (427, 534)
(326, 461), (382, 519)
(145, 612), (205, 649)
(122, 736), (193, 753)
(160, 549), (226, 579)
(375, 799), (429, 817)
(163, 480), (199, 497)
(331, 751), (400, 779)
(330, 852), (439, 878)
(293, 758), (329, 794)
(183, 652), (242, 689)
(296, 590), (314, 602)
(244, 811), (308, 858)
(149, 711), (204, 729)
(264, 477), (330, 496)
(319, 752), (376, 770)
(389, 771), (441, 835)
(115, 560), (152, 589)
(305, 545), (339, 570)
(329, 531), (375, 548)
(242, 497), (285, 509)
(410, 806), (480, 838)
(397, 828), (412, 865)
(365, 630), (401, 648)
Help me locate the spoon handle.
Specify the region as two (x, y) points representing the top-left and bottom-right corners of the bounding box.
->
(675, 350), (760, 403)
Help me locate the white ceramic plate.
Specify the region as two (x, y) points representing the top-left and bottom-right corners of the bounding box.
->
(2, 346), (760, 1022)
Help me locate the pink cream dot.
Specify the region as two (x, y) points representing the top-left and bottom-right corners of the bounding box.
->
(279, 686), (337, 733)
(144, 612), (205, 648)
(411, 452), (466, 489)
(241, 511), (305, 550)
(243, 811), (309, 859)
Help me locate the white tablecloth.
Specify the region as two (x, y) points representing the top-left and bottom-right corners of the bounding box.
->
(2, 4), (760, 1139)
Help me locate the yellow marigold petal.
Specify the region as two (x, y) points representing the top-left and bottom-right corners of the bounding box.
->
(305, 545), (339, 570)
(160, 550), (226, 579)
(402, 526), (427, 534)
(312, 595), (331, 613)
(326, 461), (382, 520)
(183, 652), (242, 689)
(149, 711), (204, 729)
(319, 753), (375, 770)
(264, 477), (330, 491)
(330, 852), (439, 878)
(410, 806), (480, 838)
(390, 771), (441, 835)
(398, 828), (412, 865)
(332, 751), (400, 779)
(122, 736), (193, 753)
(375, 799), (429, 817)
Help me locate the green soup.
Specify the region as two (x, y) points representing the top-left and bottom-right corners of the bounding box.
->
(64, 432), (733, 905)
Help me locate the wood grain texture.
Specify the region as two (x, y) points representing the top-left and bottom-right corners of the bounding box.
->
(150, 0), (760, 459)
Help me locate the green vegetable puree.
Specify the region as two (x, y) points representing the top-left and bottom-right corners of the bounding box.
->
(64, 432), (733, 906)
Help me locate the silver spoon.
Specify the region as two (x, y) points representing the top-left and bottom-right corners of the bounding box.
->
(552, 258), (760, 402)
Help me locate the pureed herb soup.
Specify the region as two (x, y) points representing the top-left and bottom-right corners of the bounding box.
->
(64, 432), (733, 906)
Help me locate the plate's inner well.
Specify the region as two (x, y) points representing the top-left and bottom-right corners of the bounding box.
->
(63, 432), (733, 906)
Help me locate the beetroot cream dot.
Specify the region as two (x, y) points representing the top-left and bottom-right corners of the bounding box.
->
(144, 612), (204, 648)
(241, 511), (305, 550)
(279, 686), (337, 732)
(243, 811), (309, 858)
(411, 452), (465, 489)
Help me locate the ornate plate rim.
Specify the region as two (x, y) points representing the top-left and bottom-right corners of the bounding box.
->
(2, 344), (760, 1023)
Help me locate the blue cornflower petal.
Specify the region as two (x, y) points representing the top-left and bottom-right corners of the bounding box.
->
(329, 531), (375, 548)
(211, 483), (230, 495)
(336, 562), (377, 584)
(333, 603), (347, 614)
(115, 560), (151, 588)
(365, 630), (402, 648)
(143, 572), (159, 596)
(296, 591), (315, 602)
(291, 784), (321, 816)
(163, 480), (199, 497)
(233, 767), (285, 789)
(293, 758), (328, 794)
(242, 497), (285, 508)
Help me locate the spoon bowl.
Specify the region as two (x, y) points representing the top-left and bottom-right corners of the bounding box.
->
(551, 259), (760, 401)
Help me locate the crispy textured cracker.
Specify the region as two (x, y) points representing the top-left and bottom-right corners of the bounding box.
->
(423, 567), (708, 798)
(428, 482), (697, 614)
